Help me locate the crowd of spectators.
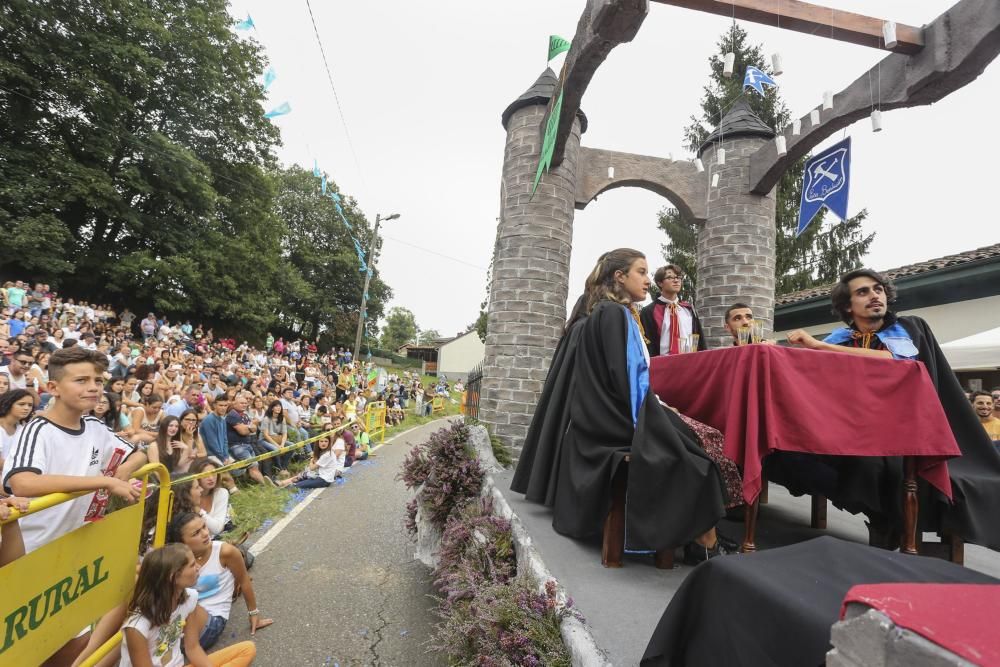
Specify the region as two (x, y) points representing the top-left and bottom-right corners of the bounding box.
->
(0, 278), (462, 666)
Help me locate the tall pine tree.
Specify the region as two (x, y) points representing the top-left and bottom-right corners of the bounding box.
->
(660, 26), (874, 296)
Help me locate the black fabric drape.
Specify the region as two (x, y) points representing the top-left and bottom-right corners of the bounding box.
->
(642, 536), (998, 667)
(511, 300), (725, 550)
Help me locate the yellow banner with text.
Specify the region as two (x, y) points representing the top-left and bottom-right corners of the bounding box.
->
(0, 502), (142, 666)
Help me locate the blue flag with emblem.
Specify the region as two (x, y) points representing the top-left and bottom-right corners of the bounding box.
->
(797, 137), (851, 237)
(743, 66), (777, 95)
(235, 14), (254, 31)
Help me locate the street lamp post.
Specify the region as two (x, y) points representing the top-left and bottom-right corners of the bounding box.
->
(353, 212), (399, 363)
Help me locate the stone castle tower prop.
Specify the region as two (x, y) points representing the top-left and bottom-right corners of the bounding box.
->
(480, 72), (779, 452)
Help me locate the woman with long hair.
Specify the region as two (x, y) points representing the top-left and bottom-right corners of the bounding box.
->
(129, 391), (164, 447)
(178, 409), (208, 460)
(167, 513), (273, 650)
(92, 391), (128, 433)
(153, 415), (193, 474)
(0, 389), (34, 466)
(119, 543), (256, 667)
(192, 458), (233, 537)
(511, 249), (732, 564)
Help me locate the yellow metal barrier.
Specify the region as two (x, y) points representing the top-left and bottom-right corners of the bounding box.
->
(365, 402), (386, 443)
(0, 463), (170, 667)
(0, 423), (357, 665)
(432, 395), (445, 414)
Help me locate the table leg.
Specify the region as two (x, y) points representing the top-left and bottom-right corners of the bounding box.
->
(741, 495), (760, 553)
(902, 456), (918, 555)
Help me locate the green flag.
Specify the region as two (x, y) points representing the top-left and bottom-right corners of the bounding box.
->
(548, 35), (571, 62)
(532, 90), (564, 195)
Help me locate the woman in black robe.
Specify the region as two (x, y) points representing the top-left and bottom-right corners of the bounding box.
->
(511, 248), (731, 560)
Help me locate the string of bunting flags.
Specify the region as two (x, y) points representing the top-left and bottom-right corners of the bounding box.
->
(234, 12), (370, 274)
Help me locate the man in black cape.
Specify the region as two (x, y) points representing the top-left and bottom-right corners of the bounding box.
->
(511, 297), (727, 552)
(787, 269), (1000, 550)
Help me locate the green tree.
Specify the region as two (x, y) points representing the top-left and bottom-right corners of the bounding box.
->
(270, 165), (390, 346)
(417, 328), (441, 344)
(659, 26), (874, 296)
(381, 307), (419, 352)
(0, 0), (287, 334)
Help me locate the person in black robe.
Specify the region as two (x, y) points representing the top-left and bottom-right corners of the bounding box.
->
(639, 264), (708, 359)
(511, 249), (730, 560)
(786, 268), (1000, 550)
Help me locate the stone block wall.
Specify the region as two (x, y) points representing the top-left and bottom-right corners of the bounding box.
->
(696, 137), (777, 348)
(480, 103), (582, 454)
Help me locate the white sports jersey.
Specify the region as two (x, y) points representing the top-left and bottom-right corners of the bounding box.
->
(2, 416), (137, 552)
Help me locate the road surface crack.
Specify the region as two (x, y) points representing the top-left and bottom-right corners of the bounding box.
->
(367, 567), (392, 666)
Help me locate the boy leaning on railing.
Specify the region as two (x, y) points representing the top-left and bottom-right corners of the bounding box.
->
(1, 346), (146, 665)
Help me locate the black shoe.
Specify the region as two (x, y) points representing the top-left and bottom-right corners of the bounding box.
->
(716, 532), (740, 552)
(683, 539), (734, 566)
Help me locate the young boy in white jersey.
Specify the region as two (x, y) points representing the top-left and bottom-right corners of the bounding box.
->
(2, 345), (145, 666)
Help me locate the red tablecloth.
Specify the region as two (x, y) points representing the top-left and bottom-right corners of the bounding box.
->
(649, 345), (958, 504)
(841, 583), (1000, 665)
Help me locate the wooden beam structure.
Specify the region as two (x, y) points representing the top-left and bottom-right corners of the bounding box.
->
(545, 0), (650, 169)
(748, 0), (1000, 194)
(652, 0), (924, 54)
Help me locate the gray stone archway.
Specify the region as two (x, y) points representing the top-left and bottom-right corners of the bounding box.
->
(481, 72), (778, 452)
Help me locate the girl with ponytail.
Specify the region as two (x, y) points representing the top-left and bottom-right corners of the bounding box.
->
(513, 249), (735, 564)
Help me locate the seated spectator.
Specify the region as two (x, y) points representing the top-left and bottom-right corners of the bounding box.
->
(178, 408), (208, 461)
(92, 390), (129, 433)
(192, 458), (233, 537)
(167, 512), (273, 649)
(225, 393), (272, 486)
(0, 389), (34, 466)
(128, 391), (164, 447)
(260, 400), (291, 469)
(277, 435), (341, 489)
(119, 543), (257, 667)
(152, 415), (195, 475)
(0, 349), (32, 389)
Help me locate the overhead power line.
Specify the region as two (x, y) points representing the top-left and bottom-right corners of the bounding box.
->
(302, 0), (365, 188)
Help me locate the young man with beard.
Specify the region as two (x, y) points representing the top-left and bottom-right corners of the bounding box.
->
(786, 269), (1000, 551)
(972, 391), (1000, 444)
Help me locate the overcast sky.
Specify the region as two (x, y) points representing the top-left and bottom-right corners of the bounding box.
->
(239, 0), (999, 337)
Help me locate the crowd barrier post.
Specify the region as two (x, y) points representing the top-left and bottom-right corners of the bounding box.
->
(0, 462), (170, 667)
(432, 396), (445, 414)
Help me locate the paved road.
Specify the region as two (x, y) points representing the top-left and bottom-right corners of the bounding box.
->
(216, 419), (453, 666)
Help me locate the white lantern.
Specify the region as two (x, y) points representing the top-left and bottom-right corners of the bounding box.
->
(694, 158), (705, 173)
(723, 52), (735, 78)
(775, 135), (787, 156)
(871, 109), (883, 132)
(882, 21), (897, 49)
(771, 53), (784, 76)
(711, 173), (720, 187)
(792, 119), (801, 136)
(823, 91), (833, 110)
(717, 148), (726, 165)
(810, 109), (820, 126)
(607, 166), (614, 179)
